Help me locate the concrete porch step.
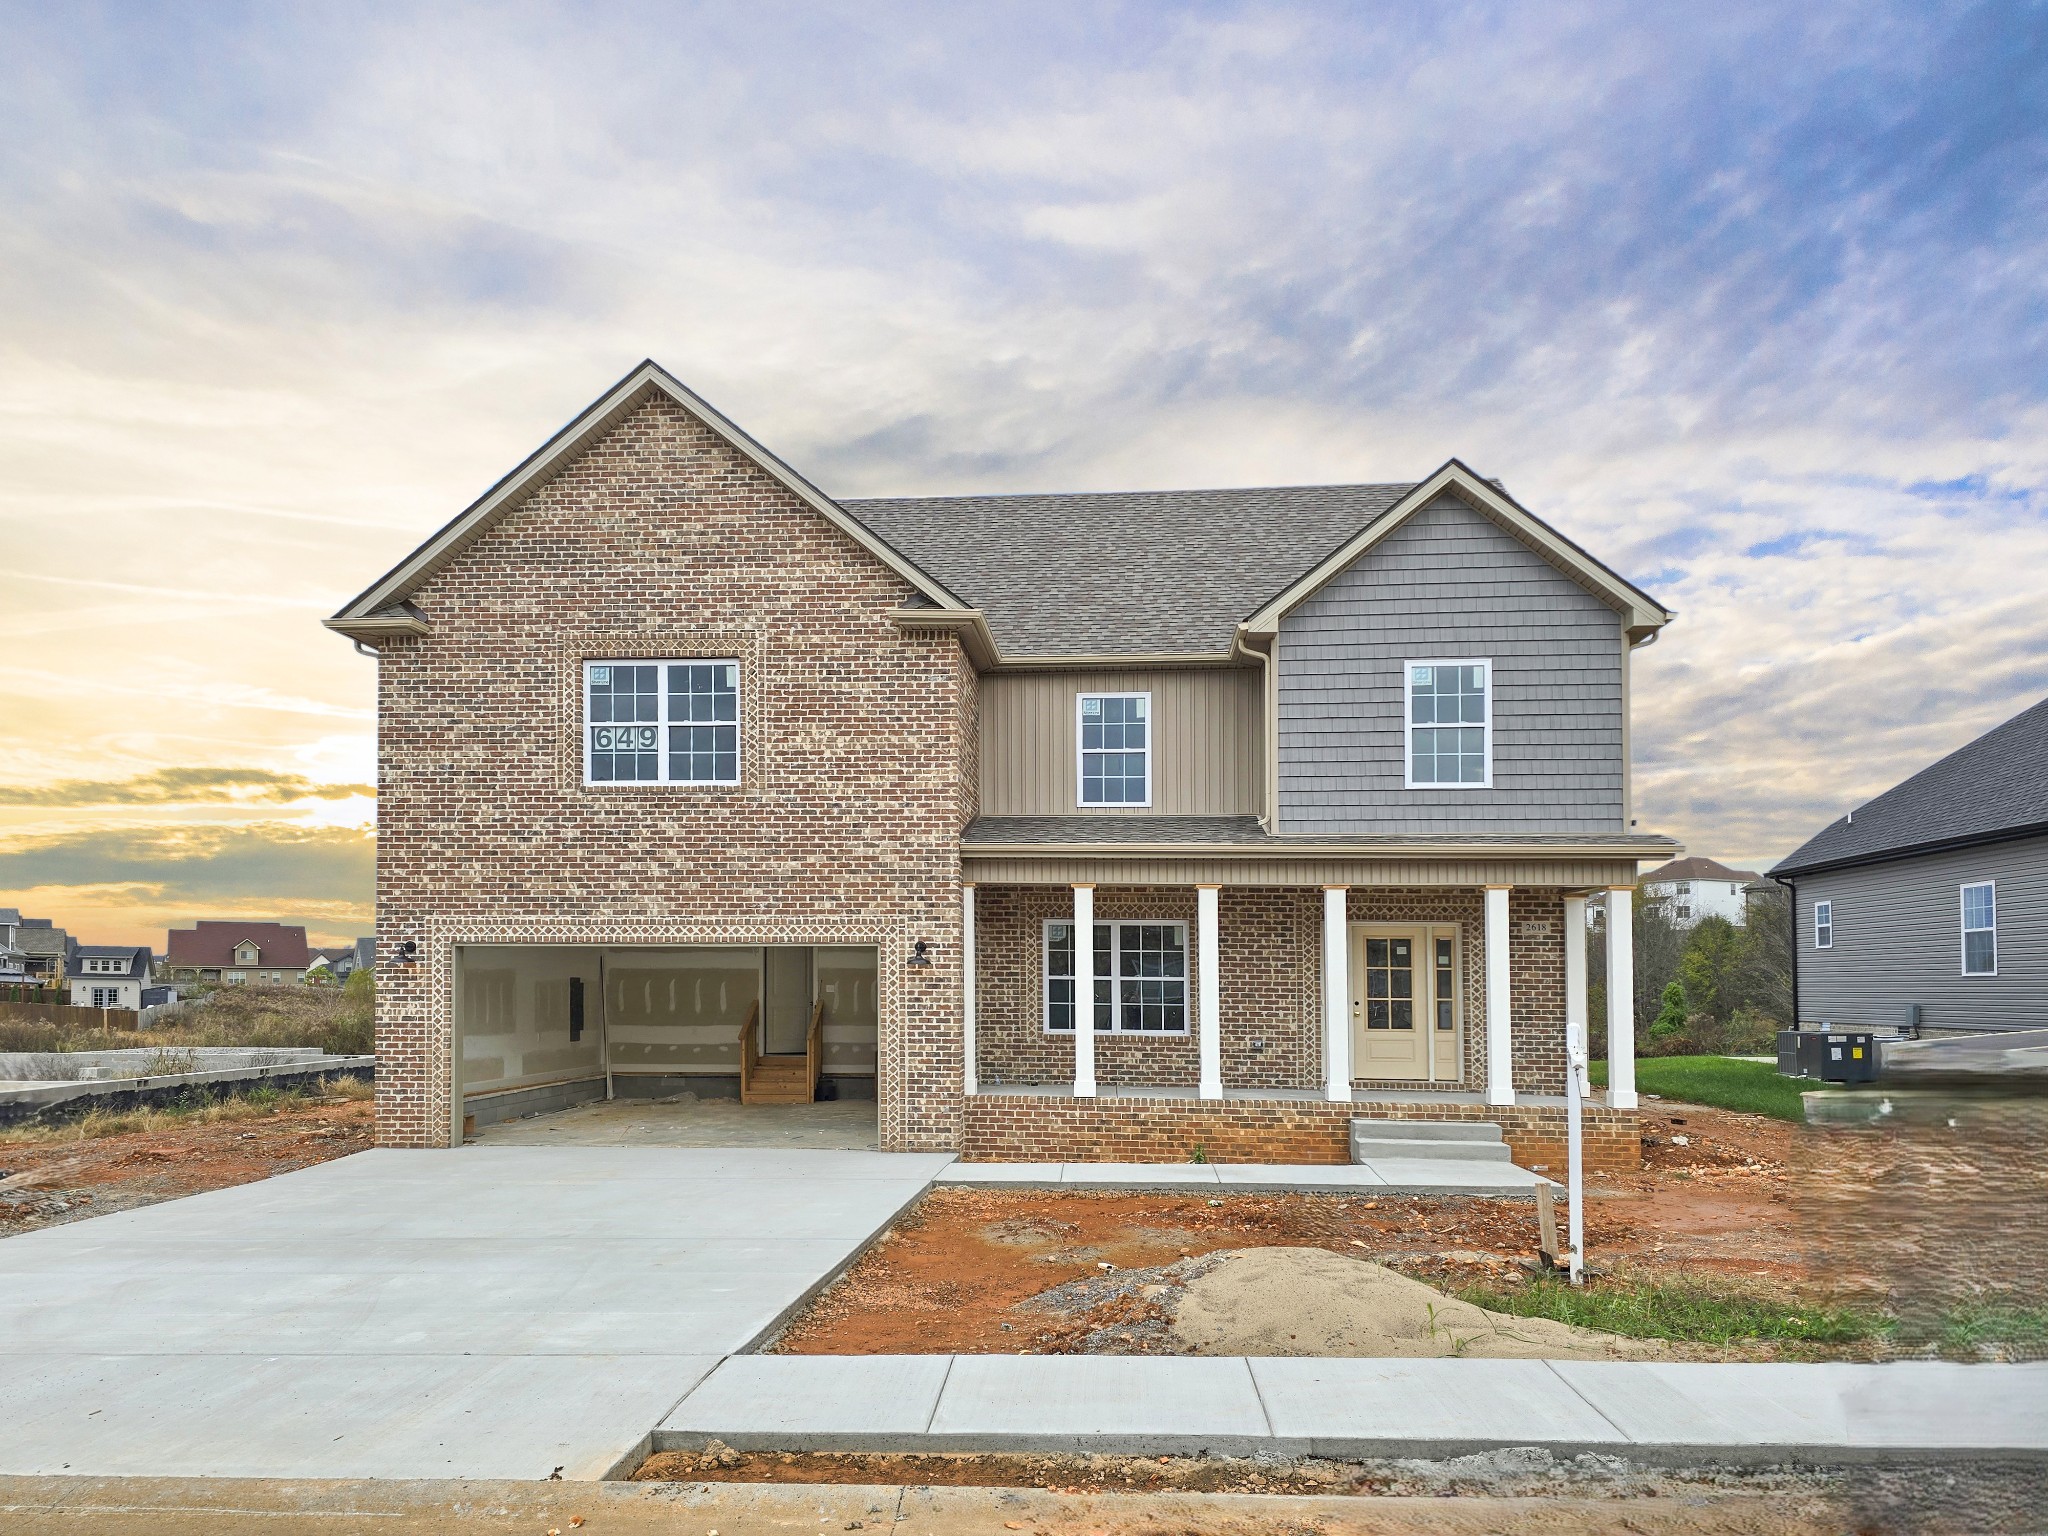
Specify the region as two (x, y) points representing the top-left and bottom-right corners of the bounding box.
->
(1350, 1118), (1512, 1165)
(1352, 1118), (1502, 1143)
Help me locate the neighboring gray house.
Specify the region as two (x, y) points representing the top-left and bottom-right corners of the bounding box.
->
(1773, 695), (2048, 1036)
(0, 910), (71, 983)
(66, 945), (154, 1011)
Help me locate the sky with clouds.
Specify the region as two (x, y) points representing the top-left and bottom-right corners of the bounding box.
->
(2, 1), (2043, 946)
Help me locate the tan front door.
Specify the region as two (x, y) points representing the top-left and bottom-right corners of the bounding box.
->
(1351, 925), (1462, 1081)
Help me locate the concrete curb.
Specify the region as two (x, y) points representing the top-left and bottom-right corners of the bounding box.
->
(650, 1355), (2048, 1468)
(936, 1161), (1555, 1196)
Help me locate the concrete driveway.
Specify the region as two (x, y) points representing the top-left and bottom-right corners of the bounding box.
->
(0, 1146), (950, 1480)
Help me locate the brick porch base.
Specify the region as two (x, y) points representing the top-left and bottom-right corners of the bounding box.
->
(960, 1094), (1641, 1174)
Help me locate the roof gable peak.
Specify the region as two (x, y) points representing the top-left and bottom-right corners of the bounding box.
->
(327, 361), (964, 643)
(1236, 459), (1672, 643)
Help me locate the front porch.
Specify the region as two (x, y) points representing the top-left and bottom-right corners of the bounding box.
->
(957, 832), (1655, 1170)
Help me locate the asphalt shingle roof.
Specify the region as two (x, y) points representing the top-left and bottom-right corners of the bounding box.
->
(1773, 694), (2048, 876)
(843, 484), (1415, 656)
(66, 945), (151, 981)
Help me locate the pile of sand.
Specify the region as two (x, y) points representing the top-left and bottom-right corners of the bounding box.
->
(1168, 1247), (1671, 1359)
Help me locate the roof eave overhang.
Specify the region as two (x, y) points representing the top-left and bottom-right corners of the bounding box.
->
(329, 361), (971, 639)
(1772, 819), (2048, 881)
(1236, 460), (1674, 639)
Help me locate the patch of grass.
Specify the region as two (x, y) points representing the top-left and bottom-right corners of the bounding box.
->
(1893, 1300), (2048, 1359)
(1461, 1273), (1884, 1347)
(0, 973), (373, 1058)
(1589, 1054), (1816, 1121)
(0, 1083), (332, 1146)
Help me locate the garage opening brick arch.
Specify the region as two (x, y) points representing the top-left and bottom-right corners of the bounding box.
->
(377, 916), (955, 1150)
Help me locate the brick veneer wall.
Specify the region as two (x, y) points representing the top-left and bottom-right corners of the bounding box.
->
(972, 886), (1321, 1091)
(962, 1094), (1641, 1173)
(371, 388), (970, 1151)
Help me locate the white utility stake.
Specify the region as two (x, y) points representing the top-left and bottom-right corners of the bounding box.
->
(1565, 1019), (1589, 1285)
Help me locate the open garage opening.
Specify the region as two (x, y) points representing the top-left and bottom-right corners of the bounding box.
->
(453, 944), (880, 1148)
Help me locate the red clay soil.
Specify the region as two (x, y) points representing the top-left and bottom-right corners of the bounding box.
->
(773, 1103), (1830, 1356)
(0, 1098), (375, 1235)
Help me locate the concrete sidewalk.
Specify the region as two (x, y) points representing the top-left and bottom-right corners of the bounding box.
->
(657, 1354), (2048, 1464)
(937, 1160), (1553, 1195)
(0, 1146), (950, 1481)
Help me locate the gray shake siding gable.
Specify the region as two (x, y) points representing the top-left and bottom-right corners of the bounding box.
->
(1790, 832), (2047, 1035)
(1275, 494), (1626, 836)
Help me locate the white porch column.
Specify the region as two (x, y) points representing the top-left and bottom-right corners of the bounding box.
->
(1484, 885), (1515, 1106)
(1322, 886), (1351, 1102)
(1605, 886), (1637, 1109)
(1562, 892), (1589, 1068)
(961, 884), (977, 1097)
(1196, 885), (1222, 1100)
(1072, 884), (1097, 1098)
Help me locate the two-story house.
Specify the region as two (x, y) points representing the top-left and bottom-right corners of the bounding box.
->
(1640, 857), (1762, 927)
(0, 909), (71, 984)
(65, 944), (153, 1011)
(165, 921), (314, 985)
(328, 362), (1677, 1166)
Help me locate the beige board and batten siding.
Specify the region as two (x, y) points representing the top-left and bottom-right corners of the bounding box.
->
(979, 668), (1264, 816)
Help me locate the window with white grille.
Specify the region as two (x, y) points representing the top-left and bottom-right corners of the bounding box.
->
(1406, 660), (1491, 787)
(585, 660), (739, 785)
(1043, 920), (1187, 1033)
(1076, 693), (1150, 805)
(1961, 883), (1996, 976)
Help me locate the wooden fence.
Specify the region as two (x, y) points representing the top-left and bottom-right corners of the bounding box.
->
(0, 984), (65, 1005)
(0, 1000), (142, 1030)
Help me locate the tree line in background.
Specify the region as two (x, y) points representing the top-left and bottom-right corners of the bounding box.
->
(1587, 884), (1791, 1059)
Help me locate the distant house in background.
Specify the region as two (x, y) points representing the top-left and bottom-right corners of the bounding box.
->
(65, 945), (154, 1010)
(351, 936), (375, 977)
(165, 921), (313, 985)
(303, 944), (365, 983)
(0, 910), (71, 983)
(1773, 694), (2048, 1036)
(1641, 857), (1763, 927)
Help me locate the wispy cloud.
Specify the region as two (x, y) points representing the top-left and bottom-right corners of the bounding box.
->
(0, 767), (372, 808)
(0, 822), (374, 914)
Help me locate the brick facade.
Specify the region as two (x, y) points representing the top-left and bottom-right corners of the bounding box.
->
(361, 378), (1613, 1158)
(962, 1094), (1641, 1173)
(371, 390), (970, 1151)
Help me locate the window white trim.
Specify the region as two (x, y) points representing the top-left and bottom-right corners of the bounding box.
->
(1960, 881), (1997, 977)
(582, 658), (742, 787)
(1041, 917), (1188, 1035)
(1075, 691), (1152, 808)
(1813, 899), (1833, 949)
(1403, 658), (1494, 790)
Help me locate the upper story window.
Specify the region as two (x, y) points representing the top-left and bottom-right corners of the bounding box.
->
(1077, 692), (1150, 806)
(1814, 899), (1833, 949)
(1961, 882), (1997, 975)
(585, 660), (739, 785)
(83, 957), (124, 975)
(1043, 919), (1187, 1033)
(1406, 661), (1491, 788)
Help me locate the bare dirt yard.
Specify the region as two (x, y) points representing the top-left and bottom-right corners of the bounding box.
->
(0, 1088), (374, 1235)
(771, 1103), (1874, 1360)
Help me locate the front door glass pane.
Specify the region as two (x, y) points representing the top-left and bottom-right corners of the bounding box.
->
(1363, 937), (1414, 1029)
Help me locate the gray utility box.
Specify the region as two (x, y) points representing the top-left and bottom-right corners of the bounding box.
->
(1778, 1029), (1880, 1083)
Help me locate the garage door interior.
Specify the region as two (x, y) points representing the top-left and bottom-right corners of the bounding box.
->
(454, 944), (878, 1133)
